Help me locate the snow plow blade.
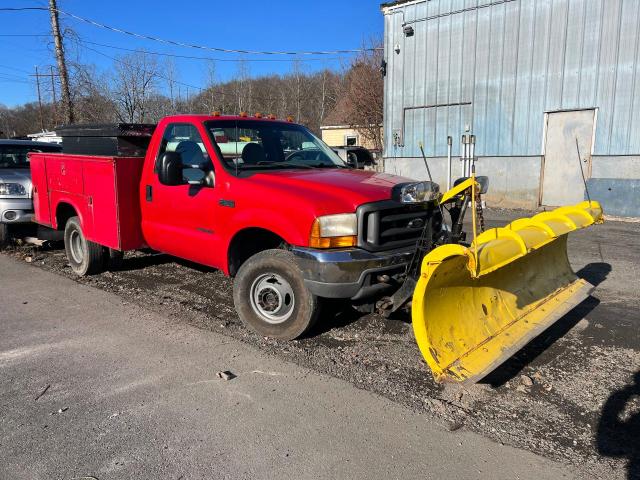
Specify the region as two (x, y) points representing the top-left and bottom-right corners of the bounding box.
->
(412, 201), (604, 383)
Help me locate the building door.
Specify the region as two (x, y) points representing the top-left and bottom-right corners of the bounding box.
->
(541, 110), (595, 206)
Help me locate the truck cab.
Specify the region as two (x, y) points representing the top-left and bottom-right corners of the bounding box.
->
(30, 115), (442, 340)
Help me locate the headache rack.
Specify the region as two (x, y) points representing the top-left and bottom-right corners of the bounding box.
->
(56, 123), (157, 157)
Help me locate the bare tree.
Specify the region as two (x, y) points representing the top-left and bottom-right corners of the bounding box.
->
(201, 60), (218, 113)
(234, 60), (250, 113)
(325, 40), (384, 151)
(289, 60), (305, 121)
(4, 48), (348, 136)
(71, 64), (117, 123)
(165, 58), (178, 113)
(112, 52), (159, 123)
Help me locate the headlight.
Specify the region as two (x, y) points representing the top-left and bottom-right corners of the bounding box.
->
(0, 183), (27, 196)
(394, 181), (440, 203)
(310, 213), (357, 248)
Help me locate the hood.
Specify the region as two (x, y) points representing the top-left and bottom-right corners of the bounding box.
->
(244, 169), (417, 213)
(0, 169), (33, 198)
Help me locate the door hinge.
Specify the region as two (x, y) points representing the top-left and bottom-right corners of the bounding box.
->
(145, 185), (153, 202)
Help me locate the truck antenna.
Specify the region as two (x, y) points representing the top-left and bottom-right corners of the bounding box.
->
(575, 138), (592, 205)
(419, 141), (449, 240)
(418, 141), (434, 184)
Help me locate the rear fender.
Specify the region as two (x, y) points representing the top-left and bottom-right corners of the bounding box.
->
(51, 195), (92, 236)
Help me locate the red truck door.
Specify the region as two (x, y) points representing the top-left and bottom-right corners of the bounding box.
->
(141, 122), (222, 267)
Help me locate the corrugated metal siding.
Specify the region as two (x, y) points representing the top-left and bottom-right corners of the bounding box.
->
(383, 0), (640, 157)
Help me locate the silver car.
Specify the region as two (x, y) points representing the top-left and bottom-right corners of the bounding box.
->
(0, 140), (62, 247)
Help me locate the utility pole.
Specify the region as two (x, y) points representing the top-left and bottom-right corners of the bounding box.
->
(48, 0), (74, 124)
(50, 66), (57, 125)
(35, 66), (45, 131)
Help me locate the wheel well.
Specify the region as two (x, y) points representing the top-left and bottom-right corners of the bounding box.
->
(228, 228), (287, 277)
(55, 203), (78, 231)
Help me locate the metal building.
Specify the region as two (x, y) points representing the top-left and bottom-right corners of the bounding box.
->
(381, 0), (640, 216)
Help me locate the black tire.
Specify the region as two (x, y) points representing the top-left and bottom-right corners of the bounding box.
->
(104, 248), (124, 271)
(233, 249), (320, 340)
(64, 216), (104, 276)
(0, 223), (9, 249)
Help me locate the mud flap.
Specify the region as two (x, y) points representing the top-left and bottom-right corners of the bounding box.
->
(411, 201), (604, 383)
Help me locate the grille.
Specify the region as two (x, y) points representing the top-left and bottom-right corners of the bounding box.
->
(357, 200), (436, 251)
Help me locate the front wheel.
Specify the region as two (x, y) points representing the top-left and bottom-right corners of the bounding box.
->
(64, 216), (104, 276)
(233, 249), (320, 340)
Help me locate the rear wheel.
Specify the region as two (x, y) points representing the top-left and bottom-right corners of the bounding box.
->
(0, 223), (9, 249)
(64, 216), (104, 276)
(233, 249), (320, 340)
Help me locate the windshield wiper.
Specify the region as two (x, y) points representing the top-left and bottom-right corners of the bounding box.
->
(311, 163), (349, 169)
(252, 162), (315, 169)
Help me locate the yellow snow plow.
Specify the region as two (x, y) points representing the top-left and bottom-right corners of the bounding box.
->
(411, 197), (604, 383)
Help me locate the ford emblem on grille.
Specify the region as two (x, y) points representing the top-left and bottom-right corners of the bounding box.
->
(407, 218), (425, 229)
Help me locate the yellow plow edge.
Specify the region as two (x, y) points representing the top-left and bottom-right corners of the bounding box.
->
(411, 201), (604, 383)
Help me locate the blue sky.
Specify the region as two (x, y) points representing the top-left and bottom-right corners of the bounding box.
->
(0, 0), (384, 107)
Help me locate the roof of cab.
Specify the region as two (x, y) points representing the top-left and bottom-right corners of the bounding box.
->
(160, 114), (297, 125)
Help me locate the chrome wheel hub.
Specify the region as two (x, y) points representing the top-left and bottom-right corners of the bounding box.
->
(69, 230), (84, 264)
(250, 273), (295, 324)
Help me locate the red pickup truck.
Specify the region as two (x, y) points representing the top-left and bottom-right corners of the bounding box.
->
(30, 115), (442, 340)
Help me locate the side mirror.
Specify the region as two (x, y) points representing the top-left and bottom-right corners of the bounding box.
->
(158, 152), (183, 186)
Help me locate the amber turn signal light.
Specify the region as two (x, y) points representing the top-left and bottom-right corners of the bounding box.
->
(309, 218), (357, 248)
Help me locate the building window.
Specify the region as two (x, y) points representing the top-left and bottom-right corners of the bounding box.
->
(345, 134), (358, 146)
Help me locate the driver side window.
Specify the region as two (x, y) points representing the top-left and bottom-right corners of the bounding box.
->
(156, 123), (211, 183)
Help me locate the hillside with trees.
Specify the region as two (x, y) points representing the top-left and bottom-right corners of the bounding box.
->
(0, 45), (383, 142)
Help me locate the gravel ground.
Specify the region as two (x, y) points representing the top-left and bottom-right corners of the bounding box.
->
(3, 210), (639, 479)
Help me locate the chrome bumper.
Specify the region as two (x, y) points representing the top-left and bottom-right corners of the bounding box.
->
(0, 198), (34, 224)
(291, 245), (415, 299)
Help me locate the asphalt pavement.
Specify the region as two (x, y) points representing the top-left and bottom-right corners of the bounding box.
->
(0, 254), (577, 480)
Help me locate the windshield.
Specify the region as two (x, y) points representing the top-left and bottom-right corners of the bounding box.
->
(204, 120), (348, 172)
(0, 144), (62, 169)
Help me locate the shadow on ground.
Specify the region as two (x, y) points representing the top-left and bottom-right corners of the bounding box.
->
(597, 371), (640, 480)
(481, 262), (611, 387)
(306, 300), (368, 337)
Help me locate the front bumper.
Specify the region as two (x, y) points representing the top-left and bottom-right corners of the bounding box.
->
(0, 198), (33, 224)
(291, 245), (415, 300)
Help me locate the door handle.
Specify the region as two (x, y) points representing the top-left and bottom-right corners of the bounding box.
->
(145, 185), (153, 202)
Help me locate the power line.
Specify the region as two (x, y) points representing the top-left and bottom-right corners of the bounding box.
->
(0, 70), (30, 81)
(0, 6), (377, 56)
(0, 33), (49, 37)
(58, 8), (376, 56)
(0, 7), (46, 11)
(0, 64), (33, 74)
(80, 43), (285, 104)
(77, 39), (346, 63)
(80, 43), (206, 93)
(0, 74), (30, 84)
